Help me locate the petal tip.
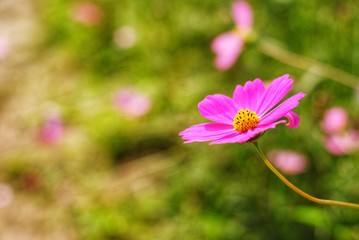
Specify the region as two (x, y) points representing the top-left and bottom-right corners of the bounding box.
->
(285, 111), (300, 128)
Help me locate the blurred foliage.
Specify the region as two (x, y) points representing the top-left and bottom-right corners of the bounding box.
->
(0, 0), (359, 239)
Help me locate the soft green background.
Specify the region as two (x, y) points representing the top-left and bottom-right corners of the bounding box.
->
(0, 0), (359, 239)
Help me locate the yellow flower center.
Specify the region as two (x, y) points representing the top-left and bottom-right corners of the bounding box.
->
(233, 109), (259, 132)
(233, 27), (251, 40)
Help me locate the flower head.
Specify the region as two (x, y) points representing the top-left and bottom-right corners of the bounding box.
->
(211, 1), (253, 70)
(179, 74), (305, 144)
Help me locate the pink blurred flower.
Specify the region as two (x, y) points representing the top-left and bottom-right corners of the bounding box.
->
(211, 1), (253, 70)
(71, 1), (103, 26)
(38, 115), (64, 145)
(114, 88), (152, 118)
(268, 150), (308, 175)
(321, 106), (348, 134)
(0, 36), (11, 59)
(179, 74), (305, 144)
(325, 130), (359, 155)
(0, 183), (13, 208)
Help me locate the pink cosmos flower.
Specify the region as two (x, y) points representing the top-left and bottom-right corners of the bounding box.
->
(268, 150), (308, 175)
(71, 1), (103, 26)
(325, 130), (359, 155)
(321, 107), (348, 134)
(211, 1), (253, 70)
(179, 74), (305, 144)
(114, 87), (152, 118)
(38, 115), (64, 145)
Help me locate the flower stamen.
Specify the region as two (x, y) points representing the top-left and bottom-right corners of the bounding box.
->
(233, 108), (259, 132)
(233, 27), (251, 40)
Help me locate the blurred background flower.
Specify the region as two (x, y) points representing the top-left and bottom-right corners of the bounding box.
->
(325, 130), (359, 156)
(320, 106), (348, 134)
(0, 36), (11, 59)
(113, 26), (138, 49)
(268, 150), (308, 175)
(0, 183), (13, 208)
(70, 1), (103, 26)
(114, 87), (152, 118)
(211, 0), (253, 70)
(320, 106), (359, 155)
(38, 111), (64, 145)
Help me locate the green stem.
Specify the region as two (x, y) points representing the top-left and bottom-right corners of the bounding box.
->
(258, 39), (359, 89)
(253, 142), (359, 208)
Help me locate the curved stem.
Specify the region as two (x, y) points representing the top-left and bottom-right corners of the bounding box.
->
(253, 142), (359, 208)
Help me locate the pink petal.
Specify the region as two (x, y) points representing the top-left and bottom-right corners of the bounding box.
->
(211, 32), (243, 70)
(285, 111), (300, 128)
(179, 123), (235, 144)
(210, 124), (272, 144)
(210, 130), (255, 144)
(256, 74), (293, 116)
(233, 79), (266, 110)
(232, 1), (253, 29)
(259, 92), (306, 126)
(198, 94), (238, 124)
(255, 119), (287, 134)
